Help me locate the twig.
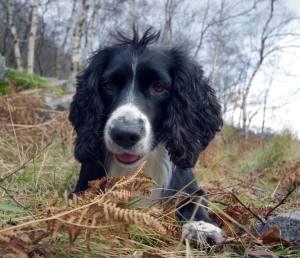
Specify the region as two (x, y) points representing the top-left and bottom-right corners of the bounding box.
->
(0, 184), (27, 209)
(212, 199), (230, 206)
(228, 191), (265, 225)
(0, 142), (52, 219)
(0, 141), (52, 182)
(0, 184), (36, 219)
(264, 183), (299, 221)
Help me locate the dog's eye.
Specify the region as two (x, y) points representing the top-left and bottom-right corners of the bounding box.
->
(103, 83), (116, 91)
(152, 83), (165, 93)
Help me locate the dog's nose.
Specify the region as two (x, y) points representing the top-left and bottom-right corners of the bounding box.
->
(110, 126), (142, 148)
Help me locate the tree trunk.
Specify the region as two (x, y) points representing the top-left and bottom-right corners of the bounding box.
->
(210, 0), (224, 90)
(260, 88), (269, 148)
(70, 0), (92, 79)
(82, 0), (101, 61)
(241, 0), (275, 140)
(27, 0), (39, 74)
(162, 0), (178, 45)
(7, 0), (23, 71)
(56, 1), (77, 78)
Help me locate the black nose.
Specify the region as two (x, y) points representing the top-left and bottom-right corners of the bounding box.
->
(110, 126), (142, 148)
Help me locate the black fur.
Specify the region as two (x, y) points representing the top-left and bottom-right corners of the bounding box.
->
(69, 28), (222, 234)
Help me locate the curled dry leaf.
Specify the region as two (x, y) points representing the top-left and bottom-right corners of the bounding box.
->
(259, 225), (293, 247)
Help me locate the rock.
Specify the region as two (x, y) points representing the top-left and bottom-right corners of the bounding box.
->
(255, 211), (300, 243)
(0, 54), (6, 83)
(46, 78), (76, 92)
(246, 248), (278, 258)
(60, 80), (76, 92)
(42, 78), (76, 112)
(44, 91), (74, 111)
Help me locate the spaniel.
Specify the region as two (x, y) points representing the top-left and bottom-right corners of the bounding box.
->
(69, 28), (223, 244)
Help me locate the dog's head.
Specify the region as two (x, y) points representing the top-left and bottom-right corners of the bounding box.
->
(69, 28), (222, 169)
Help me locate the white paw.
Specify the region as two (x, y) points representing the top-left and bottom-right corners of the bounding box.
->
(182, 221), (224, 246)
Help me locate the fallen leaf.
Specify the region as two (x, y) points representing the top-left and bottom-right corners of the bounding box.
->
(260, 226), (293, 247)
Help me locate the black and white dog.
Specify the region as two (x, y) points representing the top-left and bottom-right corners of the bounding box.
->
(69, 28), (223, 243)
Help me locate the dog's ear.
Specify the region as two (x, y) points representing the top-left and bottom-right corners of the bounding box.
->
(163, 49), (222, 169)
(69, 50), (110, 162)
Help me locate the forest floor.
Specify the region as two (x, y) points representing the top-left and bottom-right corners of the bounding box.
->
(0, 73), (300, 257)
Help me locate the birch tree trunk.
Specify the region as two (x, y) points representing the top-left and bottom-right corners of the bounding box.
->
(7, 0), (23, 71)
(27, 0), (39, 74)
(210, 0), (224, 90)
(82, 0), (101, 60)
(70, 0), (92, 79)
(162, 0), (179, 45)
(241, 0), (275, 140)
(55, 1), (77, 78)
(260, 88), (269, 147)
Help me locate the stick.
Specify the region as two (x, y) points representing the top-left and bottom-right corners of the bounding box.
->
(0, 141), (52, 182)
(228, 191), (265, 225)
(0, 184), (36, 219)
(264, 183), (299, 221)
(0, 142), (52, 219)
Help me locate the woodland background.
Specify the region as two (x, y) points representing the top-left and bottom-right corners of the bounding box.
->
(1, 0), (300, 137)
(0, 0), (300, 257)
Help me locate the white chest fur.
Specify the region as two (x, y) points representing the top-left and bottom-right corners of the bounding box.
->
(107, 144), (173, 202)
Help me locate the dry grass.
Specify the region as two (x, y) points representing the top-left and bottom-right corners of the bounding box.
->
(0, 93), (300, 257)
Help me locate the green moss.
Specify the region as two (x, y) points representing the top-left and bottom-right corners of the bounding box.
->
(0, 83), (8, 94)
(0, 69), (48, 94)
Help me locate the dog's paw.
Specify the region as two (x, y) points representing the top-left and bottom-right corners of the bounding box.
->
(182, 221), (225, 247)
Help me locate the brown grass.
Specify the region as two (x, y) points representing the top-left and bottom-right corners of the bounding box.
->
(1, 92), (300, 257)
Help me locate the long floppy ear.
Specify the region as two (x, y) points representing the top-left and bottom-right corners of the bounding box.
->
(69, 49), (111, 162)
(163, 49), (222, 169)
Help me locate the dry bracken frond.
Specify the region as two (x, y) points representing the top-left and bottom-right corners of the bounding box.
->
(273, 161), (300, 189)
(0, 163), (179, 255)
(46, 163), (169, 248)
(0, 228), (48, 258)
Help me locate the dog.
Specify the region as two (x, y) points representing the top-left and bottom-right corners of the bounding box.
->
(69, 28), (223, 244)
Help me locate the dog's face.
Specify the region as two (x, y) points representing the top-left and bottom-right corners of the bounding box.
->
(102, 49), (172, 166)
(69, 29), (222, 169)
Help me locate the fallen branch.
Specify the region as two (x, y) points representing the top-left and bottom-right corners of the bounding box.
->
(0, 142), (52, 218)
(264, 183), (299, 220)
(0, 184), (26, 209)
(228, 191), (265, 225)
(0, 141), (52, 182)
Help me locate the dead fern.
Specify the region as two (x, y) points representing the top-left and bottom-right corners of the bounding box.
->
(272, 161), (300, 189)
(0, 162), (179, 256)
(47, 162), (168, 249)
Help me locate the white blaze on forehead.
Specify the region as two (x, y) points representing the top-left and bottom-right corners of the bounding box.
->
(126, 56), (139, 103)
(131, 56), (138, 78)
(108, 104), (147, 122)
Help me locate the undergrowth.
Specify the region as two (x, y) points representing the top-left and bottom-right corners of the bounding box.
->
(0, 69), (47, 94)
(0, 91), (299, 257)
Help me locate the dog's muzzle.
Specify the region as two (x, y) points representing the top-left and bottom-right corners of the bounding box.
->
(104, 104), (152, 165)
(110, 121), (144, 149)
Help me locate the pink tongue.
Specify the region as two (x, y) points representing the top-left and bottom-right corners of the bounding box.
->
(116, 153), (139, 163)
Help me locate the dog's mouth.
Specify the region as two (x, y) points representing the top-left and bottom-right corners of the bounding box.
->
(115, 153), (141, 164)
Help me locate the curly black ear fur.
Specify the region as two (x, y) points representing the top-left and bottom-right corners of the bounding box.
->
(163, 49), (222, 169)
(69, 49), (113, 162)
